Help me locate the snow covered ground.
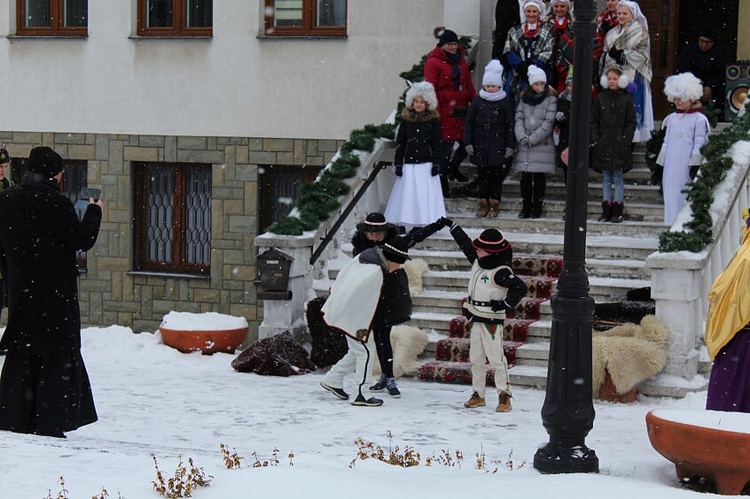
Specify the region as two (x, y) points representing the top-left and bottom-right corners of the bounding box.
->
(0, 326), (718, 498)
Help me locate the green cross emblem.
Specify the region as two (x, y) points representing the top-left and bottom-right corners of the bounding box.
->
(481, 274), (489, 283)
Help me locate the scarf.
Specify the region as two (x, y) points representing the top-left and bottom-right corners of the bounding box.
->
(675, 107), (704, 114)
(446, 51), (462, 90)
(522, 87), (549, 105)
(479, 88), (507, 101)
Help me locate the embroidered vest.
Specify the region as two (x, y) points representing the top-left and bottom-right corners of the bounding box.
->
(463, 261), (510, 320)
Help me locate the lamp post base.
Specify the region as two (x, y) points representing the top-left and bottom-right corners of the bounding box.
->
(534, 441), (599, 474)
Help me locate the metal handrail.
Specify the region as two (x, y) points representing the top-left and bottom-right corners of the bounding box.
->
(309, 161), (389, 265)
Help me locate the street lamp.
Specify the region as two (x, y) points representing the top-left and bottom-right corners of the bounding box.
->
(533, 0), (599, 474)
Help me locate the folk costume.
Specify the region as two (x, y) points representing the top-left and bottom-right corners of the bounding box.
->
(321, 238), (412, 406)
(0, 147), (102, 438)
(705, 218), (750, 413)
(385, 82), (447, 228)
(600, 0), (654, 142)
(657, 72), (710, 226)
(503, 0), (554, 98)
(444, 224), (527, 412)
(547, 0), (575, 93)
(593, 4), (620, 79)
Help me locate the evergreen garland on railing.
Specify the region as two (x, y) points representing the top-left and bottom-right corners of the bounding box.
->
(657, 108), (750, 253)
(266, 36), (472, 236)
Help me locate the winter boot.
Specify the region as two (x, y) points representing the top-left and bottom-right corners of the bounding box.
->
(369, 373), (387, 392)
(463, 392), (486, 408)
(386, 377), (401, 398)
(440, 174), (451, 199)
(611, 202), (624, 223)
(496, 391), (512, 412)
(518, 174), (533, 219)
(487, 199), (500, 218)
(476, 198), (489, 218)
(530, 175), (546, 218)
(597, 201), (612, 222)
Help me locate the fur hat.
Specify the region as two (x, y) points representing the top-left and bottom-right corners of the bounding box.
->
(0, 146), (9, 165)
(527, 65), (547, 85)
(663, 72), (704, 103)
(435, 27), (458, 47)
(600, 66), (630, 89)
(26, 146), (64, 179)
(482, 59), (505, 87)
(356, 212), (393, 233)
(405, 81), (438, 111)
(472, 229), (511, 253)
(382, 236), (411, 264)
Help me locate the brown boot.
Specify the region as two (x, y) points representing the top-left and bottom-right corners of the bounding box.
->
(476, 198), (489, 218)
(487, 199), (500, 218)
(496, 391), (512, 412)
(464, 392), (486, 408)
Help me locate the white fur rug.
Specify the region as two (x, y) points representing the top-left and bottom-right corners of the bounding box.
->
(401, 258), (428, 295)
(372, 325), (429, 378)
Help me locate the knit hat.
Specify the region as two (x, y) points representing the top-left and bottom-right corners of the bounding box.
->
(26, 146), (64, 179)
(356, 212), (393, 233)
(404, 81), (439, 111)
(472, 229), (511, 253)
(600, 66), (629, 89)
(527, 65), (547, 85)
(0, 147), (9, 165)
(482, 59), (505, 87)
(436, 28), (458, 47)
(382, 237), (411, 264)
(663, 72), (704, 103)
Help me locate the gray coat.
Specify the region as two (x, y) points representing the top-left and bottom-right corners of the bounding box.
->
(513, 91), (557, 174)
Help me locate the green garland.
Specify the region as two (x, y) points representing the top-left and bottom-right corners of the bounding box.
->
(267, 37), (472, 235)
(658, 108), (750, 252)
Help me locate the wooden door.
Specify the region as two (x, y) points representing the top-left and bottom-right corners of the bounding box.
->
(639, 0), (680, 119)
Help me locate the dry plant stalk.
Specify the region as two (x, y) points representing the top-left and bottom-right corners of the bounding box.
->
(349, 433), (420, 468)
(151, 454), (213, 498)
(220, 443), (245, 470)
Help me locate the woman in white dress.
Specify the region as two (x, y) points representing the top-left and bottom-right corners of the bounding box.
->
(600, 0), (654, 143)
(385, 82), (446, 228)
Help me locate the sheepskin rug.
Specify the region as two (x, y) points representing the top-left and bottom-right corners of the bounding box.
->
(401, 258), (428, 295)
(591, 314), (669, 396)
(372, 325), (430, 378)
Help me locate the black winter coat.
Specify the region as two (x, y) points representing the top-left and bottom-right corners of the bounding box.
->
(0, 176), (102, 353)
(590, 88), (637, 172)
(464, 95), (515, 167)
(395, 108), (443, 168)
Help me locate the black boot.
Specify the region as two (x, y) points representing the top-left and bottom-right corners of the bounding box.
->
(530, 174), (546, 219)
(440, 174), (451, 198)
(597, 201), (612, 222)
(611, 202), (624, 223)
(518, 173), (532, 218)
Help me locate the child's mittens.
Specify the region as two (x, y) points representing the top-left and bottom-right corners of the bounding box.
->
(505, 147), (514, 159)
(519, 136), (531, 146)
(464, 144), (474, 156)
(555, 111), (565, 122)
(395, 165), (403, 177)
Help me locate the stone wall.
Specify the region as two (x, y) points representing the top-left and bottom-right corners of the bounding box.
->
(0, 131), (343, 340)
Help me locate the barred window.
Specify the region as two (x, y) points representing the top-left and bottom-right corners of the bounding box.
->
(134, 162), (211, 275)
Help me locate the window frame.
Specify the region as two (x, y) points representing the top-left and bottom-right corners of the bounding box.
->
(137, 0), (213, 37)
(263, 0), (347, 37)
(134, 161), (212, 276)
(15, 0), (88, 36)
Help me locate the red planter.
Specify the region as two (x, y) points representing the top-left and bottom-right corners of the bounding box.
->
(646, 409), (750, 495)
(160, 326), (248, 354)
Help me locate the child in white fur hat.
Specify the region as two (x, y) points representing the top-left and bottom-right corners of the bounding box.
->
(464, 59), (515, 218)
(513, 64), (557, 218)
(384, 82), (447, 229)
(656, 72), (710, 226)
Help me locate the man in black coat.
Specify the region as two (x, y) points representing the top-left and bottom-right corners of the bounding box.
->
(676, 30), (731, 116)
(0, 147), (104, 438)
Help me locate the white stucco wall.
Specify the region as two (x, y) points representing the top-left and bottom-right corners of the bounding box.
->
(0, 1), (483, 140)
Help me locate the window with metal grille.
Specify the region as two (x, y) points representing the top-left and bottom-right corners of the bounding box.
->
(137, 0), (212, 36)
(10, 158), (90, 268)
(134, 162), (212, 275)
(15, 0), (87, 36)
(259, 164), (321, 233)
(263, 0), (346, 37)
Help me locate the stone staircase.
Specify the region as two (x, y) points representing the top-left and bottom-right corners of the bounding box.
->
(314, 143), (710, 397)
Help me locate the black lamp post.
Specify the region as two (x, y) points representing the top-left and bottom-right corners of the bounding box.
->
(533, 0), (599, 474)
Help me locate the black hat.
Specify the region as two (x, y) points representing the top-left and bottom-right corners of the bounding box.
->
(0, 147), (9, 165)
(357, 212), (392, 233)
(382, 236), (411, 264)
(26, 146), (64, 179)
(472, 229), (511, 253)
(436, 28), (458, 47)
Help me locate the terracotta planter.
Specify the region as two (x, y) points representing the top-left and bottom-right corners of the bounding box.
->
(160, 326), (248, 354)
(646, 409), (750, 495)
(598, 370), (637, 403)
